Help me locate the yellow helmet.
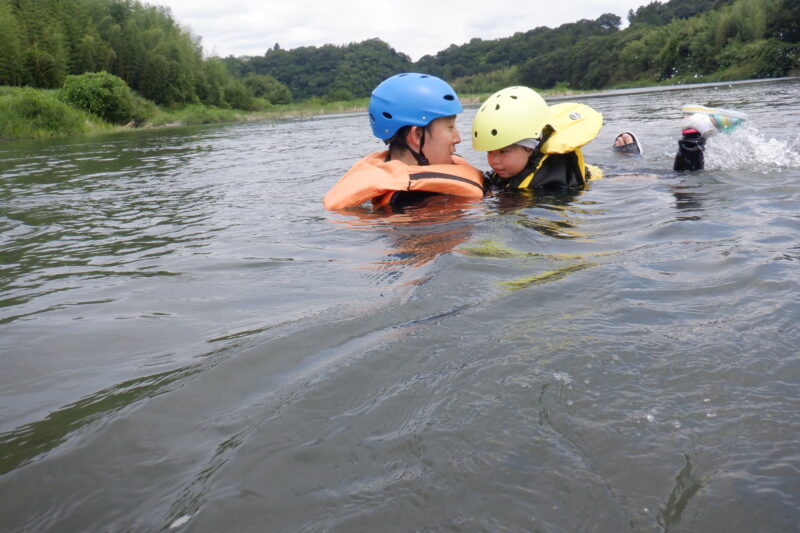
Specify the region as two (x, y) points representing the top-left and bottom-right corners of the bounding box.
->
(472, 86), (550, 151)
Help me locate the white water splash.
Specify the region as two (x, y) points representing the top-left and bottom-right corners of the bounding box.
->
(705, 126), (800, 171)
(552, 371), (573, 384)
(170, 515), (192, 528)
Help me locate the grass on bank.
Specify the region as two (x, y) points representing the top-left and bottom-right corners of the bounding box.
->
(0, 87), (111, 140)
(0, 85), (377, 141)
(141, 97), (374, 128)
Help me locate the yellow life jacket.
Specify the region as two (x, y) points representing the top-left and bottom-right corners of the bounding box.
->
(509, 102), (604, 189)
(323, 151), (484, 210)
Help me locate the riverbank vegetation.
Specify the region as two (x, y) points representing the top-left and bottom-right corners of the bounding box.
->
(0, 0), (798, 140)
(0, 83), (373, 140)
(231, 0), (799, 96)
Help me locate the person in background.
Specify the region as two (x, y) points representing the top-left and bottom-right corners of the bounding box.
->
(471, 86), (603, 192)
(323, 73), (483, 211)
(613, 104), (746, 171)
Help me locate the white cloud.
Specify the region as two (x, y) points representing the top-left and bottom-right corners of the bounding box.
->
(155, 0), (649, 60)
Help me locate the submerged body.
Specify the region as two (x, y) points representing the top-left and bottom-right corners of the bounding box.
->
(483, 150), (603, 190)
(322, 151), (483, 210)
(324, 73), (483, 210)
(614, 104), (748, 171)
(473, 93), (604, 192)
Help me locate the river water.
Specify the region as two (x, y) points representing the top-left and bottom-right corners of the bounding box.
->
(1, 78), (799, 532)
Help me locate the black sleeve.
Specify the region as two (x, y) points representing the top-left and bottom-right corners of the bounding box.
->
(673, 130), (706, 171)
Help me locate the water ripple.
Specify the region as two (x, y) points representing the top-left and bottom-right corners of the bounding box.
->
(2, 79), (799, 533)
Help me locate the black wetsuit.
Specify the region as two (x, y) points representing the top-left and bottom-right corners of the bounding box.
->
(484, 152), (590, 191)
(673, 130), (706, 171)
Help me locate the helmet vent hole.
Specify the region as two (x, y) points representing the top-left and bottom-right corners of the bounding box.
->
(474, 131), (478, 138)
(495, 104), (500, 110)
(443, 94), (454, 101)
(420, 75), (429, 78)
(491, 129), (498, 136)
(382, 112), (393, 119)
(369, 113), (375, 123)
(511, 95), (518, 99)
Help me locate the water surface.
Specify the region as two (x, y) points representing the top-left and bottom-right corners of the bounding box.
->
(1, 79), (799, 532)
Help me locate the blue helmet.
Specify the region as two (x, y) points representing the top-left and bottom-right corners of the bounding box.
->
(369, 73), (462, 141)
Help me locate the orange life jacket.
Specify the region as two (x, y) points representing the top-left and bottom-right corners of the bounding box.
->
(323, 151), (484, 210)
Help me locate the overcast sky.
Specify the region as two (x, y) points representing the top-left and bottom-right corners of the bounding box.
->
(153, 0), (652, 61)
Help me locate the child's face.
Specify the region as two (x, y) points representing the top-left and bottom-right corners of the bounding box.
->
(487, 144), (531, 178)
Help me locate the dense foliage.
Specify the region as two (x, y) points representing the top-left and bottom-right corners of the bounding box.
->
(0, 0), (291, 109)
(230, 0), (799, 96)
(0, 87), (93, 138)
(240, 73), (293, 104)
(60, 71), (147, 124)
(627, 0), (735, 25)
(0, 0), (797, 121)
(419, 0), (798, 92)
(223, 39), (413, 101)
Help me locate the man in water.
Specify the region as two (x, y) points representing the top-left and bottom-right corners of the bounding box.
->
(323, 73), (483, 210)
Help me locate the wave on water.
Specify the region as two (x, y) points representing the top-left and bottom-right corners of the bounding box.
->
(705, 125), (800, 171)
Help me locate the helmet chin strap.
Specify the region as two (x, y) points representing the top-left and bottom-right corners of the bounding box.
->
(414, 129), (429, 165)
(402, 127), (429, 166)
(387, 126), (430, 165)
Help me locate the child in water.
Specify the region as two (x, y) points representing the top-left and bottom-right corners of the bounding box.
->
(471, 86), (603, 191)
(613, 104), (747, 171)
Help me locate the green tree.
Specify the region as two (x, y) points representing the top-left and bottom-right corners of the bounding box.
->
(767, 0), (800, 41)
(223, 80), (253, 110)
(0, 0), (26, 85)
(74, 32), (116, 74)
(25, 27), (69, 88)
(1, 0), (796, 109)
(241, 73), (292, 104)
(243, 38), (412, 99)
(140, 50), (171, 104)
(754, 39), (799, 76)
(196, 57), (230, 107)
(60, 70), (136, 123)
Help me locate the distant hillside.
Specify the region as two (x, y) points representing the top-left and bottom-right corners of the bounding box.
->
(627, 0), (735, 25)
(1, 0), (798, 106)
(223, 39), (413, 101)
(231, 0), (799, 98)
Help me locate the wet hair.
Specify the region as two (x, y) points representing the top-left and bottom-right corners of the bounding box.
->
(386, 114), (458, 165)
(387, 124), (427, 151)
(387, 124), (434, 165)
